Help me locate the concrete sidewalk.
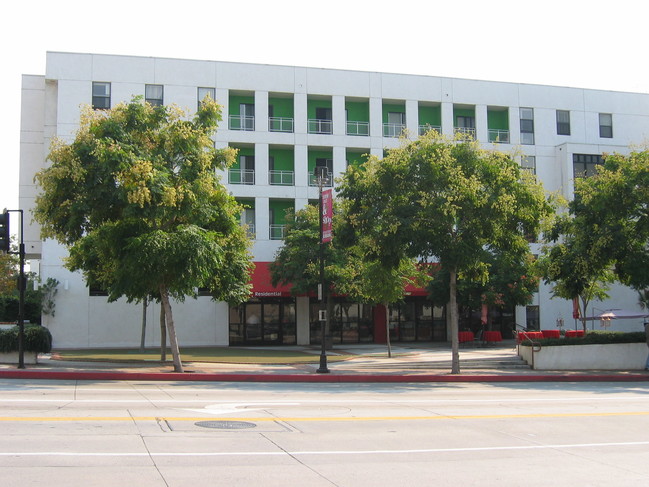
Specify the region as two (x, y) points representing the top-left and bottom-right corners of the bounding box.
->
(1, 342), (648, 383)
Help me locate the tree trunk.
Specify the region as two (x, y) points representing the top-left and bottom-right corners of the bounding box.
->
(160, 301), (167, 362)
(449, 267), (460, 374)
(385, 303), (392, 358)
(160, 286), (183, 372)
(139, 297), (147, 353)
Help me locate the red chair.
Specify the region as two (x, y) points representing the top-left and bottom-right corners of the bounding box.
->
(541, 329), (561, 339)
(483, 331), (503, 342)
(458, 331), (475, 343)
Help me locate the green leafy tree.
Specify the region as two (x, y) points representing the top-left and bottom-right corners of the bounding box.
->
(569, 150), (649, 290)
(338, 133), (553, 373)
(538, 213), (613, 331)
(270, 203), (422, 356)
(34, 97), (252, 372)
(428, 249), (540, 330)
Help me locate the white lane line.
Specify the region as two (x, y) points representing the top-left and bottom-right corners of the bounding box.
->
(1, 396), (648, 405)
(2, 441), (649, 457)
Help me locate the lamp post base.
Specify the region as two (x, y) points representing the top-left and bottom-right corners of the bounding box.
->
(316, 353), (330, 373)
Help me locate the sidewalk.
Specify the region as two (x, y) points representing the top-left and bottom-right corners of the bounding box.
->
(1, 342), (648, 383)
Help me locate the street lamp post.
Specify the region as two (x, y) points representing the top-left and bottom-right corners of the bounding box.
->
(315, 167), (330, 374)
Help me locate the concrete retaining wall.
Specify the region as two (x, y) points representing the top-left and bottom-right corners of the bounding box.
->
(519, 343), (648, 370)
(0, 352), (39, 365)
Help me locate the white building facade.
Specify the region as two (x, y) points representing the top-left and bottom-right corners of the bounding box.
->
(19, 52), (649, 348)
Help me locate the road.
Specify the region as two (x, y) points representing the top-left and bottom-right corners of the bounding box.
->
(1, 379), (649, 486)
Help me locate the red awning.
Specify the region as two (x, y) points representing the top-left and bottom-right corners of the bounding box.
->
(250, 262), (293, 297)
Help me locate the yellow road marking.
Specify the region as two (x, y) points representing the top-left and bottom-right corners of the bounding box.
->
(1, 411), (649, 422)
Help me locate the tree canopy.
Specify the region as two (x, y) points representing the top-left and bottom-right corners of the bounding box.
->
(34, 97), (253, 372)
(337, 133), (553, 373)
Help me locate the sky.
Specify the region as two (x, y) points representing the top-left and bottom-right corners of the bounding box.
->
(2, 0), (649, 226)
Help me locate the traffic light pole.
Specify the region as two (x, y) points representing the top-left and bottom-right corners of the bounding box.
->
(2, 209), (26, 369)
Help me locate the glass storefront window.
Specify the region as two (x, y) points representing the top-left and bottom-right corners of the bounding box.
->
(228, 298), (296, 346)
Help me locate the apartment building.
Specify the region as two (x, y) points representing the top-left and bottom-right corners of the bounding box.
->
(19, 52), (649, 348)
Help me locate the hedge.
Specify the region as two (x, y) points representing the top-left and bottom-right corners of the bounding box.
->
(520, 331), (646, 347)
(0, 325), (52, 353)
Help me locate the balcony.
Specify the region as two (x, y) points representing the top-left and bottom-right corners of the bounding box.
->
(269, 224), (286, 240)
(269, 117), (294, 133)
(488, 129), (510, 144)
(346, 121), (369, 136)
(419, 124), (442, 136)
(454, 127), (476, 138)
(269, 170), (295, 186)
(383, 123), (406, 138)
(229, 115), (255, 131)
(228, 169), (255, 185)
(308, 119), (333, 134)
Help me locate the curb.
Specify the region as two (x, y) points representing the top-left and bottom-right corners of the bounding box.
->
(1, 370), (649, 383)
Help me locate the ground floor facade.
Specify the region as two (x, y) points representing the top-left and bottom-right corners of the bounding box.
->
(39, 258), (647, 350)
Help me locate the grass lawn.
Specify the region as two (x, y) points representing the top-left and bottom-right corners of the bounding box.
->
(53, 347), (353, 364)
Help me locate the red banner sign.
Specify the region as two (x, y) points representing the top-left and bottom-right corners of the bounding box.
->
(322, 189), (333, 243)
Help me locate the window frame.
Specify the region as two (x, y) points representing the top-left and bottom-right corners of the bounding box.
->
(92, 82), (111, 110)
(599, 113), (613, 138)
(197, 87), (216, 110)
(556, 110), (571, 136)
(145, 84), (164, 106)
(520, 108), (535, 145)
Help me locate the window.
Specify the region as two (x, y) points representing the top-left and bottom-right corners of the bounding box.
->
(520, 108), (534, 145)
(556, 110), (571, 135)
(456, 116), (475, 129)
(599, 113), (613, 138)
(573, 154), (603, 178)
(145, 84), (163, 106)
(198, 87), (215, 109)
(92, 82), (111, 110)
(521, 155), (536, 175)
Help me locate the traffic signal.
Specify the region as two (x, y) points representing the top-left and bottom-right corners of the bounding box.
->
(0, 211), (9, 252)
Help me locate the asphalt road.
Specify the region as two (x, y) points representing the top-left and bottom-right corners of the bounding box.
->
(1, 379), (649, 486)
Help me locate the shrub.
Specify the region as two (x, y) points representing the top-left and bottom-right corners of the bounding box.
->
(0, 325), (52, 353)
(520, 331), (646, 347)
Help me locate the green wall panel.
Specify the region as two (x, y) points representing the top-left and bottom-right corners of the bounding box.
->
(308, 149), (333, 173)
(269, 97), (294, 118)
(269, 200), (294, 225)
(307, 99), (332, 119)
(229, 95), (255, 115)
(269, 148), (294, 171)
(488, 110), (509, 130)
(419, 105), (442, 126)
(346, 101), (369, 122)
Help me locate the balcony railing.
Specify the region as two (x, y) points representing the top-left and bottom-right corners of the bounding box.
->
(269, 224), (286, 240)
(269, 117), (294, 133)
(229, 115), (255, 131)
(454, 127), (476, 138)
(346, 121), (369, 136)
(418, 124), (442, 136)
(228, 169), (255, 185)
(308, 119), (333, 134)
(308, 171), (333, 187)
(383, 123), (406, 138)
(269, 170), (295, 186)
(488, 129), (510, 144)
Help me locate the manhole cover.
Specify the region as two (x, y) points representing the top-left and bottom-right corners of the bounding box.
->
(195, 420), (257, 430)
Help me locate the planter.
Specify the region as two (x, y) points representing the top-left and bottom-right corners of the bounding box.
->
(0, 351), (39, 365)
(519, 342), (647, 370)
